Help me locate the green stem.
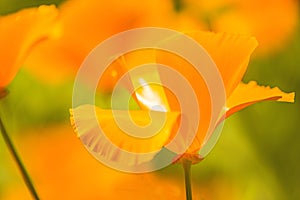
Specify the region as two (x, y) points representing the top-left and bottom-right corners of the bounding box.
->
(0, 117), (40, 200)
(182, 160), (193, 200)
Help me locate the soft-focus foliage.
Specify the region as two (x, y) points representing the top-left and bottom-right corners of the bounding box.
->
(0, 0), (299, 199)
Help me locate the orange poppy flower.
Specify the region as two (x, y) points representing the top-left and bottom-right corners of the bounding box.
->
(24, 0), (203, 87)
(0, 5), (60, 88)
(70, 31), (295, 165)
(181, 0), (299, 55)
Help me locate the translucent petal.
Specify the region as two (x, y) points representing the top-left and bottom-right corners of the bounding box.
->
(70, 104), (181, 165)
(0, 5), (59, 87)
(225, 81), (295, 118)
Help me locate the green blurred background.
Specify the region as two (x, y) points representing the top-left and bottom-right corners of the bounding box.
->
(0, 0), (299, 199)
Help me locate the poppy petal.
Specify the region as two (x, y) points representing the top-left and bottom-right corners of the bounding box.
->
(156, 31), (258, 153)
(70, 104), (181, 165)
(24, 0), (190, 83)
(114, 49), (171, 111)
(0, 5), (59, 87)
(186, 31), (258, 96)
(225, 81), (295, 119)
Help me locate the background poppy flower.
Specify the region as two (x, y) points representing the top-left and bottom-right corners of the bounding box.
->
(0, 4), (61, 199)
(24, 0), (202, 87)
(1, 125), (248, 200)
(180, 0), (299, 55)
(0, 5), (60, 88)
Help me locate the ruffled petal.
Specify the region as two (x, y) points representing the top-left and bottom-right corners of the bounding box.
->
(0, 5), (59, 87)
(225, 81), (295, 118)
(70, 104), (180, 165)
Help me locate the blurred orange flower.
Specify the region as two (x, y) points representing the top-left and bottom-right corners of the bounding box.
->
(24, 0), (203, 87)
(182, 0), (299, 55)
(71, 31), (295, 164)
(2, 125), (246, 200)
(0, 5), (60, 88)
(1, 126), (184, 199)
